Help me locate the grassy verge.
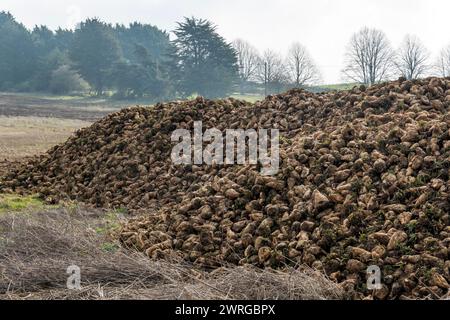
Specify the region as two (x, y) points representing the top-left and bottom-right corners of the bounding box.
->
(0, 194), (45, 213)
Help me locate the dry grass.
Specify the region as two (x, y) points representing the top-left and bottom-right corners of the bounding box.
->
(0, 116), (90, 160)
(0, 207), (346, 300)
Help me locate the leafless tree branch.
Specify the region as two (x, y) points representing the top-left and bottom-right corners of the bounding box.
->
(342, 27), (395, 85)
(395, 35), (430, 80)
(232, 39), (261, 92)
(435, 45), (450, 77)
(257, 49), (288, 84)
(286, 42), (321, 87)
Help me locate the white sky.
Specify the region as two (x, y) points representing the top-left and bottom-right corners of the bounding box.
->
(2, 0), (450, 84)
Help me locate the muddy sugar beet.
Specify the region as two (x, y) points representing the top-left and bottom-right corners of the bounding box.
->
(2, 78), (449, 300)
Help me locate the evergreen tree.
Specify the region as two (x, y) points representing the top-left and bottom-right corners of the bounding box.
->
(31, 25), (67, 91)
(49, 64), (89, 94)
(109, 23), (171, 99)
(0, 11), (37, 90)
(111, 44), (168, 99)
(69, 18), (122, 95)
(113, 22), (170, 64)
(32, 25), (56, 56)
(169, 17), (238, 98)
(55, 28), (74, 52)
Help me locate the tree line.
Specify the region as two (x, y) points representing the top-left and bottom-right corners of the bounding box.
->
(233, 39), (321, 95)
(1, 11), (450, 100)
(0, 12), (239, 99)
(0, 11), (323, 98)
(342, 27), (450, 85)
(235, 27), (450, 90)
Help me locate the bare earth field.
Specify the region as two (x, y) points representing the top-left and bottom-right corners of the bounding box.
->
(0, 93), (126, 121)
(0, 116), (91, 160)
(0, 93), (126, 162)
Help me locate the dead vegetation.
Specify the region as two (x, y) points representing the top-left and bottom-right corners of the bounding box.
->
(0, 207), (346, 300)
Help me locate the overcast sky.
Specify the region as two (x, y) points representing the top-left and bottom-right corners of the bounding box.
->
(2, 0), (450, 84)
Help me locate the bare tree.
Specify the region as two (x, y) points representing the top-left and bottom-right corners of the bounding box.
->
(232, 39), (260, 85)
(435, 45), (450, 77)
(342, 27), (395, 85)
(257, 49), (288, 94)
(396, 35), (430, 80)
(286, 42), (321, 87)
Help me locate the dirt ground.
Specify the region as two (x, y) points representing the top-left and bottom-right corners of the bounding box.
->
(0, 116), (91, 160)
(0, 93), (133, 162)
(0, 93), (125, 121)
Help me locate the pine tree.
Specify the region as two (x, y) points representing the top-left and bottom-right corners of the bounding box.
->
(169, 17), (238, 98)
(69, 18), (122, 95)
(0, 11), (37, 90)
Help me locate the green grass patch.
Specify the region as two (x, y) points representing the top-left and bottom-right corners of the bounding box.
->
(94, 210), (123, 235)
(101, 242), (120, 253)
(0, 194), (45, 213)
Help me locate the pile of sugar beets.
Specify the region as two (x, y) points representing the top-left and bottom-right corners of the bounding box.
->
(1, 77), (449, 299)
